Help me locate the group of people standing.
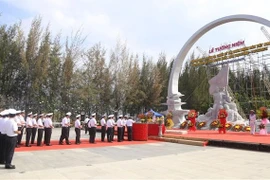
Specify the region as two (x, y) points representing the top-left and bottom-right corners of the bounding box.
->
(23, 112), (54, 147)
(83, 114), (135, 143)
(58, 112), (136, 146)
(0, 109), (55, 169)
(249, 109), (269, 135)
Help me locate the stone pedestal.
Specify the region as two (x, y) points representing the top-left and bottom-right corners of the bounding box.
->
(166, 92), (189, 128)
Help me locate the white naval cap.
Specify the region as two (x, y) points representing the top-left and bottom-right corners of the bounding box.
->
(33, 113), (37, 117)
(91, 113), (96, 117)
(39, 113), (44, 117)
(118, 115), (123, 118)
(124, 115), (128, 118)
(0, 110), (7, 116)
(76, 114), (81, 118)
(16, 110), (22, 114)
(102, 114), (106, 117)
(47, 113), (53, 116)
(108, 114), (114, 118)
(9, 109), (17, 115)
(66, 112), (72, 116)
(28, 112), (32, 116)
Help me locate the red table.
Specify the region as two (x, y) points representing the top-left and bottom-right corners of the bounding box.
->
(148, 124), (166, 136)
(132, 123), (148, 141)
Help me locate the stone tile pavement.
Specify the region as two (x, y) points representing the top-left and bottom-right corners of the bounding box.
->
(0, 127), (270, 179)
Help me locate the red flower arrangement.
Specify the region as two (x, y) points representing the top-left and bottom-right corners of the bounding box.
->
(187, 110), (197, 119)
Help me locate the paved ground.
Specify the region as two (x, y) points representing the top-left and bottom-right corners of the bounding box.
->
(1, 128), (270, 179)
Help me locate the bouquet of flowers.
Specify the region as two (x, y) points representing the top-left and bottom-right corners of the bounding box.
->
(165, 112), (174, 128)
(138, 113), (146, 123)
(180, 121), (188, 129)
(210, 120), (219, 129)
(259, 123), (265, 129)
(232, 124), (243, 132)
(187, 109), (197, 119)
(225, 123), (232, 130)
(257, 107), (270, 119)
(197, 122), (206, 129)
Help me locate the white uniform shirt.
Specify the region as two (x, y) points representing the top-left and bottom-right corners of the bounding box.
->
(26, 117), (33, 128)
(88, 118), (97, 127)
(106, 119), (113, 127)
(19, 115), (25, 126)
(122, 119), (127, 126)
(32, 118), (37, 128)
(112, 119), (116, 126)
(5, 117), (18, 137)
(67, 117), (70, 126)
(84, 118), (90, 124)
(61, 117), (69, 127)
(1, 117), (9, 134)
(37, 118), (44, 129)
(75, 119), (81, 128)
(249, 114), (256, 123)
(15, 116), (22, 127)
(0, 117), (5, 133)
(44, 118), (53, 128)
(100, 118), (106, 126)
(126, 119), (135, 127)
(117, 119), (123, 127)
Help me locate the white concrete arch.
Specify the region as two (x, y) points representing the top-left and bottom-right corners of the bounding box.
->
(168, 14), (270, 98)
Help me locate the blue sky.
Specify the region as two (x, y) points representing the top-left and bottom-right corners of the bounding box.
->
(1, 0), (270, 62)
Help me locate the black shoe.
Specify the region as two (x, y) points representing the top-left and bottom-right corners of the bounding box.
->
(46, 144), (52, 146)
(26, 145), (31, 147)
(66, 143), (71, 145)
(5, 165), (15, 169)
(59, 142), (64, 145)
(0, 161), (5, 165)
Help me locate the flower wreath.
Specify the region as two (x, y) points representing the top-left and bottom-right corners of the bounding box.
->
(218, 109), (228, 119)
(210, 120), (219, 128)
(180, 121), (188, 129)
(197, 122), (206, 129)
(225, 123), (232, 130)
(188, 122), (194, 127)
(187, 109), (197, 119)
(218, 123), (224, 128)
(232, 124), (243, 132)
(243, 126), (251, 132)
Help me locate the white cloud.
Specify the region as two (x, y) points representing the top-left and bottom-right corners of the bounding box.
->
(1, 0), (270, 62)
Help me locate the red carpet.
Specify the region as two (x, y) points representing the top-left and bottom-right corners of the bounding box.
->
(15, 139), (158, 152)
(166, 130), (270, 144)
